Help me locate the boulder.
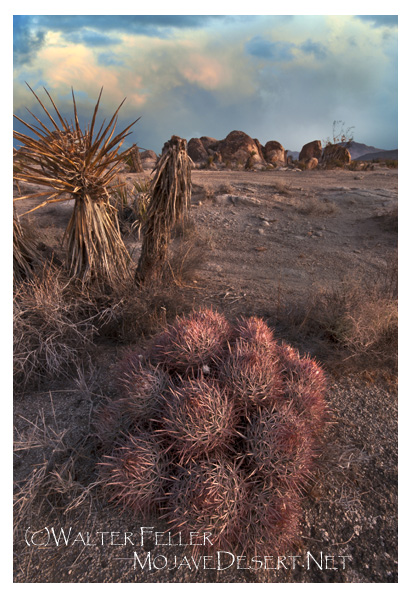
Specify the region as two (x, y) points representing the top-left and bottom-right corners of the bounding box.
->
(253, 138), (266, 162)
(299, 140), (322, 162)
(264, 140), (286, 165)
(140, 149), (158, 169)
(219, 130), (265, 166)
(200, 136), (219, 152)
(187, 138), (208, 162)
(306, 157), (318, 170)
(321, 144), (351, 166)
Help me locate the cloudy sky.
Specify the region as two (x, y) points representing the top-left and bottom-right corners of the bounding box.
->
(13, 14), (398, 154)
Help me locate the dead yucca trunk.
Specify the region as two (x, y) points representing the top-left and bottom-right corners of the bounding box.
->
(135, 136), (191, 284)
(13, 85), (139, 287)
(13, 208), (41, 283)
(127, 144), (144, 173)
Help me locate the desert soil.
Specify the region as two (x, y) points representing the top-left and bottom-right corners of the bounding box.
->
(13, 166), (398, 583)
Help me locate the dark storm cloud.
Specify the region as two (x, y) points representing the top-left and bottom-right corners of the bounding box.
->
(356, 15), (398, 28)
(65, 30), (121, 47)
(13, 15), (46, 66)
(300, 39), (327, 60)
(245, 36), (296, 61)
(13, 15), (233, 65)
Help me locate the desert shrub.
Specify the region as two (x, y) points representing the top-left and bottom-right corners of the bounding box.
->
(273, 181), (291, 195)
(218, 183), (235, 195)
(385, 159), (398, 168)
(294, 160), (307, 170)
(96, 309), (328, 555)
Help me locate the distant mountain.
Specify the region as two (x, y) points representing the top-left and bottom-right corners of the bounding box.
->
(355, 149), (398, 162)
(342, 141), (387, 159)
(287, 150), (300, 160)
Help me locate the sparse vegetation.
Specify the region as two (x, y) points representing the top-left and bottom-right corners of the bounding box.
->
(273, 261), (397, 380)
(13, 268), (99, 390)
(323, 120), (355, 147)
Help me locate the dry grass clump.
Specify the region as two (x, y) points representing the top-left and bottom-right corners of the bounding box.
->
(273, 260), (397, 378)
(14, 399), (99, 533)
(218, 183), (235, 195)
(13, 268), (99, 390)
(296, 196), (338, 216)
(13, 85), (137, 286)
(110, 177), (151, 237)
(273, 181), (291, 195)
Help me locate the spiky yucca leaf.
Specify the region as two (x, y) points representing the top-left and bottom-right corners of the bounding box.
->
(13, 85), (139, 285)
(13, 209), (41, 282)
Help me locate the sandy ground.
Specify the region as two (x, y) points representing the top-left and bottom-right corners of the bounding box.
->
(13, 165), (398, 583)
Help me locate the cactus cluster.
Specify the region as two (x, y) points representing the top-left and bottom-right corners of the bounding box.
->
(96, 308), (328, 555)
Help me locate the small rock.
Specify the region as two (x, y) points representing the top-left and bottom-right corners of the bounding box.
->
(257, 228), (265, 235)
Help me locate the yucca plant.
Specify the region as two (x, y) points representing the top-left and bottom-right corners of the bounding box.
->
(13, 84), (139, 286)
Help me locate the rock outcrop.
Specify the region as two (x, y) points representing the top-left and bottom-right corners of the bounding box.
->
(219, 131), (264, 166)
(187, 131), (287, 169)
(299, 140), (322, 163)
(321, 144), (351, 166)
(264, 140), (287, 166)
(187, 138), (208, 162)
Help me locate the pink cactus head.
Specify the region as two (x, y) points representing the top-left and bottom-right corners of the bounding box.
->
(149, 308), (232, 374)
(98, 429), (167, 516)
(117, 352), (169, 420)
(245, 405), (316, 492)
(161, 376), (238, 462)
(223, 338), (284, 410)
(234, 315), (275, 348)
(165, 459), (247, 550)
